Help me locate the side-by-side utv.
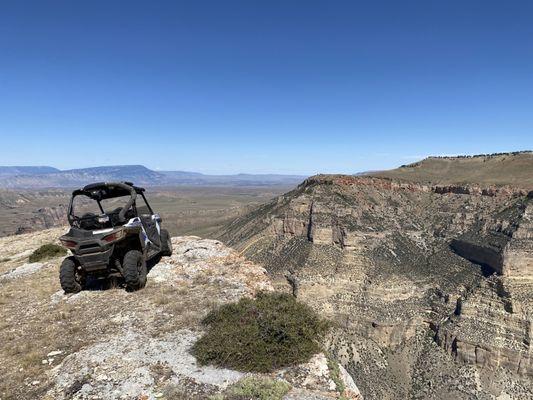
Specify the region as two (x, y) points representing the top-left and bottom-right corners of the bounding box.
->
(58, 182), (172, 293)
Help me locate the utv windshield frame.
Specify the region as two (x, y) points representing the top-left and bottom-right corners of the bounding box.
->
(67, 182), (154, 227)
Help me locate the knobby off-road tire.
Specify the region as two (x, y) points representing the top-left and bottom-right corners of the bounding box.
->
(123, 250), (147, 291)
(160, 229), (173, 257)
(59, 257), (82, 294)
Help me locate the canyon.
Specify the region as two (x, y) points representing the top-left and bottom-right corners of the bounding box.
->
(217, 169), (533, 399)
(2, 152), (532, 399)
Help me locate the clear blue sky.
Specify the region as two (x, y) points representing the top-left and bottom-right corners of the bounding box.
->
(1, 1), (532, 175)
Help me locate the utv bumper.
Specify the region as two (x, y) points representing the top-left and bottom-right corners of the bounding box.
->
(64, 235), (116, 272)
(75, 247), (114, 272)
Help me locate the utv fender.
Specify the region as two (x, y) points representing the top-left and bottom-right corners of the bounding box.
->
(118, 234), (144, 253)
(160, 229), (173, 256)
(123, 217), (147, 250)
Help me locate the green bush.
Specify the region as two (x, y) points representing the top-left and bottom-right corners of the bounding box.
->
(29, 243), (66, 262)
(193, 291), (329, 372)
(223, 376), (291, 400)
(327, 355), (347, 399)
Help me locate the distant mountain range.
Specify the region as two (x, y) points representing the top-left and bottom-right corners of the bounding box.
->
(0, 166), (61, 176)
(0, 165), (307, 189)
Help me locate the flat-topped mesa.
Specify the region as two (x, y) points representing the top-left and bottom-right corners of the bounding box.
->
(372, 151), (533, 189)
(300, 174), (529, 198)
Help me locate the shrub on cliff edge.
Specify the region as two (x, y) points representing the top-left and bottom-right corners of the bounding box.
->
(193, 291), (329, 372)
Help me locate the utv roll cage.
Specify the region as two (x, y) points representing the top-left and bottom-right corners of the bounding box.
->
(59, 181), (173, 293)
(67, 181), (154, 227)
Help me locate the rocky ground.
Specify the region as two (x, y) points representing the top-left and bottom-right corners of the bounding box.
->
(0, 229), (360, 400)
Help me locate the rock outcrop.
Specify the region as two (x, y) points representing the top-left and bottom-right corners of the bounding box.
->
(437, 276), (532, 376)
(449, 198), (533, 280)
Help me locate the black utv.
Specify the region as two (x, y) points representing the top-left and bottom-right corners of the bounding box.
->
(58, 182), (172, 293)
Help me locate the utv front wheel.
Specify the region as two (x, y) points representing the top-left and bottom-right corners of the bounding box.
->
(60, 257), (82, 294)
(160, 229), (173, 257)
(123, 250), (147, 291)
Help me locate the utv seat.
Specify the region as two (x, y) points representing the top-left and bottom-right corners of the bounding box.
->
(109, 207), (135, 226)
(79, 213), (100, 230)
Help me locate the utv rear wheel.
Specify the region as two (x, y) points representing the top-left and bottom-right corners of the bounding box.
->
(60, 257), (82, 294)
(123, 250), (147, 291)
(160, 229), (173, 257)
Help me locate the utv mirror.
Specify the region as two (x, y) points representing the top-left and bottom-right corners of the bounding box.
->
(152, 213), (162, 223)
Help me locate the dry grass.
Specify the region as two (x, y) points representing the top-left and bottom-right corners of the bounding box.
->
(0, 267), (71, 399)
(0, 231), (263, 399)
(0, 260), (232, 399)
(144, 282), (222, 337)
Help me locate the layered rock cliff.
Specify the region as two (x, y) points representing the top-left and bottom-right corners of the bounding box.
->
(218, 174), (533, 399)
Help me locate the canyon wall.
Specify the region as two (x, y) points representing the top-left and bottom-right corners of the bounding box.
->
(218, 175), (533, 398)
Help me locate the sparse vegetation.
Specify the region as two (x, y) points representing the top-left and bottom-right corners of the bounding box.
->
(327, 355), (348, 399)
(219, 376), (291, 400)
(193, 291), (330, 372)
(29, 243), (66, 262)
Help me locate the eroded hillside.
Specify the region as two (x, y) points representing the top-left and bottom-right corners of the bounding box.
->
(217, 174), (533, 399)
